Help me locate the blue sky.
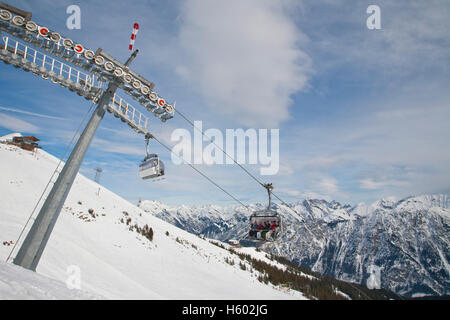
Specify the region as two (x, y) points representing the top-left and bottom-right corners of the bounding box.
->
(1, 0), (449, 207)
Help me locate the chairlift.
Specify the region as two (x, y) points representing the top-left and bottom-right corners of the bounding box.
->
(139, 133), (165, 180)
(247, 183), (282, 242)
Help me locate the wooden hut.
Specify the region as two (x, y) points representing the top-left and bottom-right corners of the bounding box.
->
(9, 135), (41, 151)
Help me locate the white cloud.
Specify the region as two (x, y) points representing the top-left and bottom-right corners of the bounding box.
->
(283, 90), (450, 201)
(359, 178), (408, 190)
(277, 163), (295, 176)
(278, 188), (333, 201)
(91, 138), (143, 156)
(278, 188), (302, 197)
(175, 0), (312, 128)
(316, 176), (340, 195)
(0, 113), (40, 134)
(0, 106), (66, 120)
(302, 155), (348, 170)
(302, 191), (332, 202)
(299, 1), (450, 79)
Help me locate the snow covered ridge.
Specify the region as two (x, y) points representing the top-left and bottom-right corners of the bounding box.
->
(0, 132), (22, 142)
(139, 195), (450, 298)
(0, 261), (103, 300)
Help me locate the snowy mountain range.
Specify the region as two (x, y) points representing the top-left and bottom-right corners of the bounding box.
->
(138, 195), (450, 298)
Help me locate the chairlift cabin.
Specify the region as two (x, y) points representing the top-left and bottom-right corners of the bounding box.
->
(139, 153), (164, 179)
(247, 183), (282, 242)
(248, 209), (282, 241)
(139, 134), (165, 180)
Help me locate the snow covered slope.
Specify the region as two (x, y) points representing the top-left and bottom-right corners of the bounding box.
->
(0, 261), (102, 300)
(0, 141), (306, 300)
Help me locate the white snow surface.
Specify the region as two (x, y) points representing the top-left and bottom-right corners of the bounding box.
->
(0, 261), (102, 300)
(0, 141), (306, 300)
(0, 132), (22, 142)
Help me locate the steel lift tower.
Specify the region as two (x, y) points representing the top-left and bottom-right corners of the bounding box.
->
(0, 2), (175, 271)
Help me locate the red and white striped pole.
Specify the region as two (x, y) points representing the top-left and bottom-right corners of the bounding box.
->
(129, 23), (139, 51)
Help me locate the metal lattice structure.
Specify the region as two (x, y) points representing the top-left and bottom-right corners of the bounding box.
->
(0, 4), (175, 124)
(108, 93), (151, 135)
(1, 35), (104, 100)
(0, 35), (154, 136)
